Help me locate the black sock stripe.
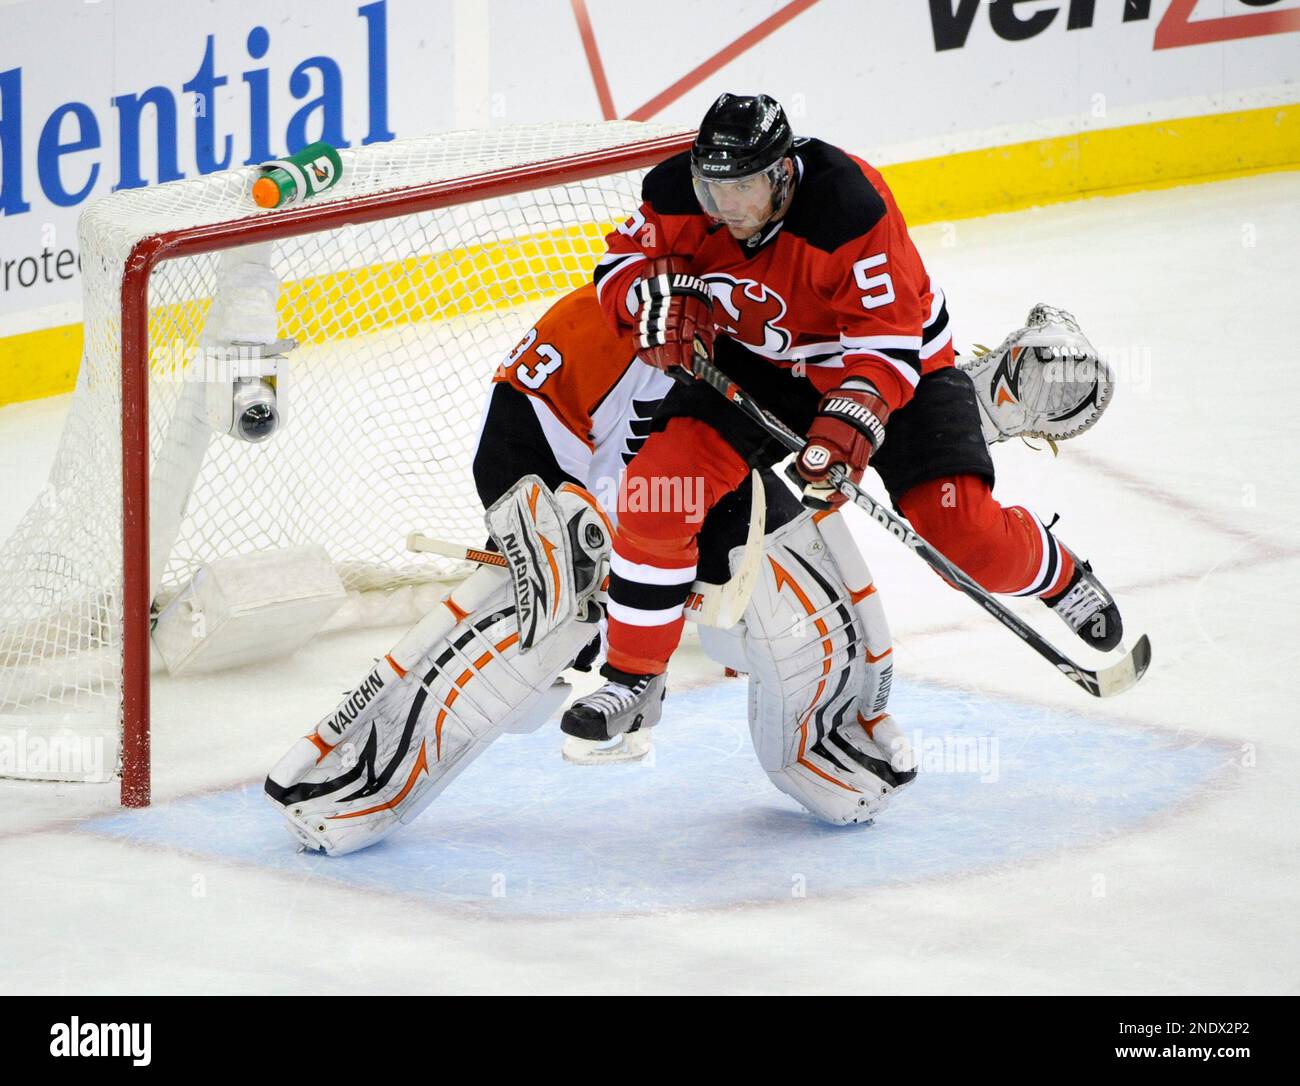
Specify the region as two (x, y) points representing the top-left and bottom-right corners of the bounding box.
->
(608, 572), (694, 612)
(1029, 525), (1061, 596)
(923, 299), (950, 340)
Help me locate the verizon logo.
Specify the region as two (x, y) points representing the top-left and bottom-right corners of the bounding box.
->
(929, 0), (1157, 51)
(929, 0), (1300, 52)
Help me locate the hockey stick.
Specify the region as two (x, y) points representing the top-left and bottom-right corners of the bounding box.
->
(684, 355), (1152, 698)
(406, 533), (507, 567)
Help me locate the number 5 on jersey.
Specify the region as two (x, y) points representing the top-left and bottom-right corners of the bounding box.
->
(502, 328), (563, 389)
(852, 253), (894, 310)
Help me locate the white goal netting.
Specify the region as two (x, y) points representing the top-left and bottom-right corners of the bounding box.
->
(0, 121), (689, 783)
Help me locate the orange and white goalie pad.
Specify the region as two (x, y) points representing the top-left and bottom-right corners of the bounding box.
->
(697, 509), (916, 824)
(265, 483), (610, 855)
(485, 474), (603, 650)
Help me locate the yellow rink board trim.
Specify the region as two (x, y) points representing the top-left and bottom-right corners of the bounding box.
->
(884, 101), (1300, 222)
(0, 323), (85, 402)
(2, 102), (1297, 407)
(146, 223), (612, 379)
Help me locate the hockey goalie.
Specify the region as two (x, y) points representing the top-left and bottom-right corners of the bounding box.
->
(265, 285), (911, 854)
(265, 263), (1109, 854)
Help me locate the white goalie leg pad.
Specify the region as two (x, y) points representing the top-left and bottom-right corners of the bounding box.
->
(485, 475), (612, 650)
(699, 509), (915, 825)
(264, 570), (595, 856)
(959, 303), (1114, 445)
(265, 483), (611, 856)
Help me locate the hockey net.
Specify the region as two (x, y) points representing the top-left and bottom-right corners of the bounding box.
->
(0, 121), (692, 805)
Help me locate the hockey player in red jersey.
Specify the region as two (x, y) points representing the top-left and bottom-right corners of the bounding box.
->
(561, 92), (1124, 740)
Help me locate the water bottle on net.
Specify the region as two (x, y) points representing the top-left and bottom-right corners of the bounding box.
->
(251, 142), (343, 209)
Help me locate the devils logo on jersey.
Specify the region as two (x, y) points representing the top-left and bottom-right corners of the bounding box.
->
(706, 276), (793, 355)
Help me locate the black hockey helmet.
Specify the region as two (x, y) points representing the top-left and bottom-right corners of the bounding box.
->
(691, 93), (794, 223)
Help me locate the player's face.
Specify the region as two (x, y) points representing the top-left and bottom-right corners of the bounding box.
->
(703, 173), (777, 240)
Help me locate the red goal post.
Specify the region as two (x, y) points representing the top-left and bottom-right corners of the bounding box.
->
(0, 123), (694, 807)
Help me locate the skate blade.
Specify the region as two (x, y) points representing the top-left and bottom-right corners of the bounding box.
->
(562, 731), (652, 765)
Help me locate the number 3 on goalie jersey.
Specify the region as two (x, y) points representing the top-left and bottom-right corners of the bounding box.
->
(503, 327), (563, 389)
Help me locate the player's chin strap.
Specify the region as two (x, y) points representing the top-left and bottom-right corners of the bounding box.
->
(684, 348), (1151, 699)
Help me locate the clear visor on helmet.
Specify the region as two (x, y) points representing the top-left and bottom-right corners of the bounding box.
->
(691, 158), (788, 222)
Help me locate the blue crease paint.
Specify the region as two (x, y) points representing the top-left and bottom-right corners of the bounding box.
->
(85, 679), (1230, 917)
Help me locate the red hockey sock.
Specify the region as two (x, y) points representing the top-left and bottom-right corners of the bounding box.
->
(898, 474), (1075, 597)
(606, 419), (749, 675)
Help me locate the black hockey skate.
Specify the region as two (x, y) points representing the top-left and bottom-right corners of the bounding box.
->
(1042, 548), (1123, 652)
(560, 664), (666, 763)
(561, 663), (666, 741)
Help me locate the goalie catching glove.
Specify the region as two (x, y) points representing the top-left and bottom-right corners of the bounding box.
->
(960, 303), (1113, 446)
(793, 379), (890, 509)
(635, 255), (714, 375)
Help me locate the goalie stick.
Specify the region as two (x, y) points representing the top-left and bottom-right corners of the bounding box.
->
(405, 533), (508, 567)
(681, 352), (1152, 699)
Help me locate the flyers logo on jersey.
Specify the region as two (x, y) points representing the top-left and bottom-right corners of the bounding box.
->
(707, 276), (793, 355)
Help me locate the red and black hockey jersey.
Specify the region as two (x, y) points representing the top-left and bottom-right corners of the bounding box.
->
(592, 138), (954, 413)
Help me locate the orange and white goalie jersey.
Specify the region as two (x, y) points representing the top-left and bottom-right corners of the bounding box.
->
(491, 284), (675, 517)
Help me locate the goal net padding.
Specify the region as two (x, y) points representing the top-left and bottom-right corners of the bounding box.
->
(0, 122), (693, 803)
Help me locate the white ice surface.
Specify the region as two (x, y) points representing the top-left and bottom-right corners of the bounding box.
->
(0, 172), (1297, 994)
